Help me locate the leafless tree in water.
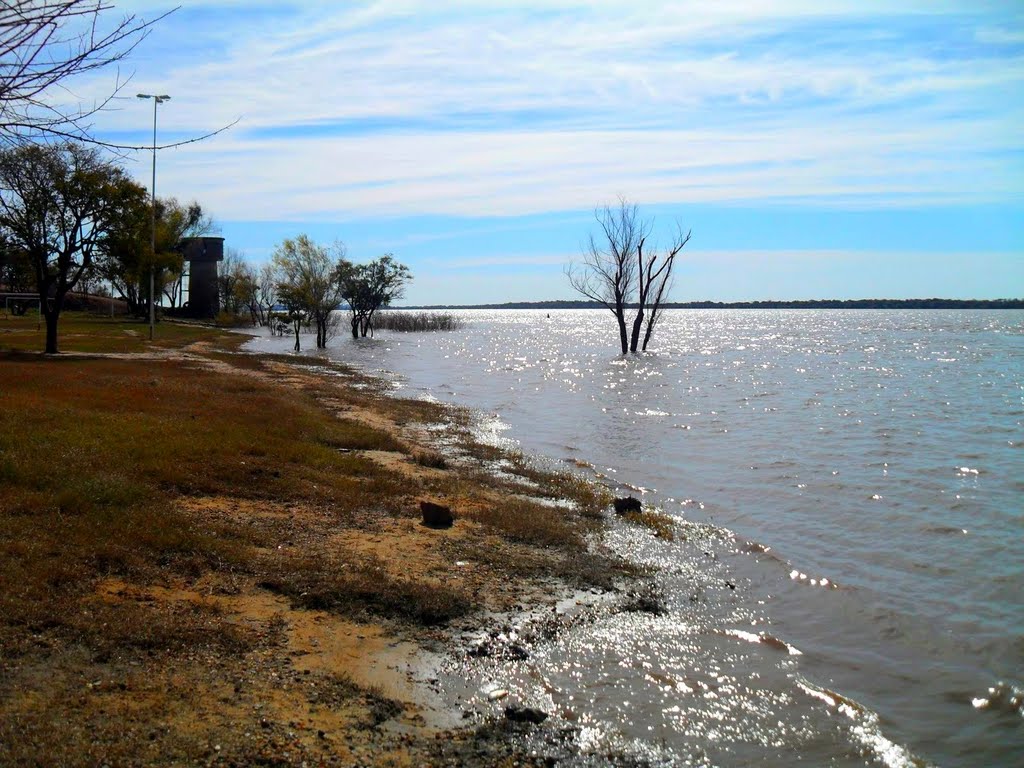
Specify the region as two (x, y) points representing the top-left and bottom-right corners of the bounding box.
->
(567, 197), (690, 353)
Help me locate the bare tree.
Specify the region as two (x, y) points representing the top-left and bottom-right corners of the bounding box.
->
(256, 263), (276, 327)
(235, 260), (277, 328)
(567, 197), (690, 353)
(0, 1), (171, 145)
(630, 223), (690, 352)
(566, 197), (643, 354)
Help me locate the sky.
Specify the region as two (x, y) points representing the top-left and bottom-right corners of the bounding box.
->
(69, 1), (1023, 304)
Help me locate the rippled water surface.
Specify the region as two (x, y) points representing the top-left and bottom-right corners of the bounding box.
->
(247, 309), (1023, 766)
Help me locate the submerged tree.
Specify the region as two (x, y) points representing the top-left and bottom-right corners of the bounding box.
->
(0, 141), (139, 352)
(272, 235), (345, 350)
(337, 254), (411, 339)
(566, 197), (690, 354)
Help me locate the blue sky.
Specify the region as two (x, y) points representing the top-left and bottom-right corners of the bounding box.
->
(74, 1), (1023, 303)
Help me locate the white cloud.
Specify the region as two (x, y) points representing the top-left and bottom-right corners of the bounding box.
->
(70, 1), (1023, 219)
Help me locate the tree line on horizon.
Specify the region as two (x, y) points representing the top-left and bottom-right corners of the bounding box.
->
(403, 298), (1024, 310)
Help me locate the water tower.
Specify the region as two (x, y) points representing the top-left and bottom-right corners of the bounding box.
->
(181, 237), (224, 318)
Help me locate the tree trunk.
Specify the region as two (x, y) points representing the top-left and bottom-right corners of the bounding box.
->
(615, 308), (628, 354)
(629, 306), (644, 353)
(641, 308), (659, 351)
(44, 309), (59, 354)
(41, 285), (63, 354)
(293, 322), (301, 352)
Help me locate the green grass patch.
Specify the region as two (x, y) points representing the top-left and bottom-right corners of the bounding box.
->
(0, 312), (241, 354)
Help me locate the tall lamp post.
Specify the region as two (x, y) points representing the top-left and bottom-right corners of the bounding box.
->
(137, 93), (170, 341)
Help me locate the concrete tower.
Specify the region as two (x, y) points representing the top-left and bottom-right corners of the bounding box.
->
(181, 237), (224, 318)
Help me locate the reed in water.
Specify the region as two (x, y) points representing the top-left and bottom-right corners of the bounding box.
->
(372, 311), (464, 332)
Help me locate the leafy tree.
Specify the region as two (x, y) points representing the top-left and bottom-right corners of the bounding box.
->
(272, 235), (345, 349)
(159, 199), (214, 308)
(566, 198), (689, 353)
(0, 231), (36, 314)
(0, 231), (32, 291)
(93, 177), (150, 315)
(0, 141), (139, 352)
(217, 248), (246, 317)
(275, 276), (307, 352)
(338, 254), (411, 339)
(235, 261), (276, 327)
(94, 194), (212, 316)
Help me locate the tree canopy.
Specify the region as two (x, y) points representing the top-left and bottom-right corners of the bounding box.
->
(0, 141), (140, 351)
(337, 254), (411, 339)
(272, 235), (346, 350)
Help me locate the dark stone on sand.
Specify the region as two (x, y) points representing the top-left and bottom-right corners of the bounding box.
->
(420, 500), (454, 528)
(506, 643), (529, 661)
(622, 585), (668, 616)
(504, 706), (548, 724)
(613, 496), (642, 515)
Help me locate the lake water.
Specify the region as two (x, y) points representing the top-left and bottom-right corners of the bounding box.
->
(246, 309), (1023, 767)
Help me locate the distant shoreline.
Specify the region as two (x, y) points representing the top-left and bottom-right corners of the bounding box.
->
(399, 298), (1024, 310)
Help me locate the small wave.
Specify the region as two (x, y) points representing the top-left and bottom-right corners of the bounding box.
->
(921, 524), (968, 535)
(796, 680), (928, 768)
(790, 569), (837, 589)
(971, 681), (1024, 718)
(723, 628), (802, 655)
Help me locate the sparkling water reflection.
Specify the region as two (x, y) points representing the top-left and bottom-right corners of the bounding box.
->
(246, 309), (1024, 767)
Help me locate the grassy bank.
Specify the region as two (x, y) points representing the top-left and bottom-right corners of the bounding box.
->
(0, 313), (628, 765)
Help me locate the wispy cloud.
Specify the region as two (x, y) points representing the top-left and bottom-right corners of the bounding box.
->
(77, 1), (1021, 222)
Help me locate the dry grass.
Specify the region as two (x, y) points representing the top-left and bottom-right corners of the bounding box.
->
(411, 448), (449, 469)
(623, 508), (678, 541)
(0, 320), (632, 765)
(461, 496), (584, 550)
(0, 351), (416, 657)
(258, 552), (472, 626)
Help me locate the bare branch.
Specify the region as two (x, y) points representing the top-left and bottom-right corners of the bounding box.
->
(567, 196), (691, 353)
(0, 2), (192, 145)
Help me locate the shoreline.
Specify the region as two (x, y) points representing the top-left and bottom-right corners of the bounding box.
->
(0, 315), (662, 766)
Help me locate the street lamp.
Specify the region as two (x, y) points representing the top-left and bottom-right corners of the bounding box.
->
(137, 93), (171, 341)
